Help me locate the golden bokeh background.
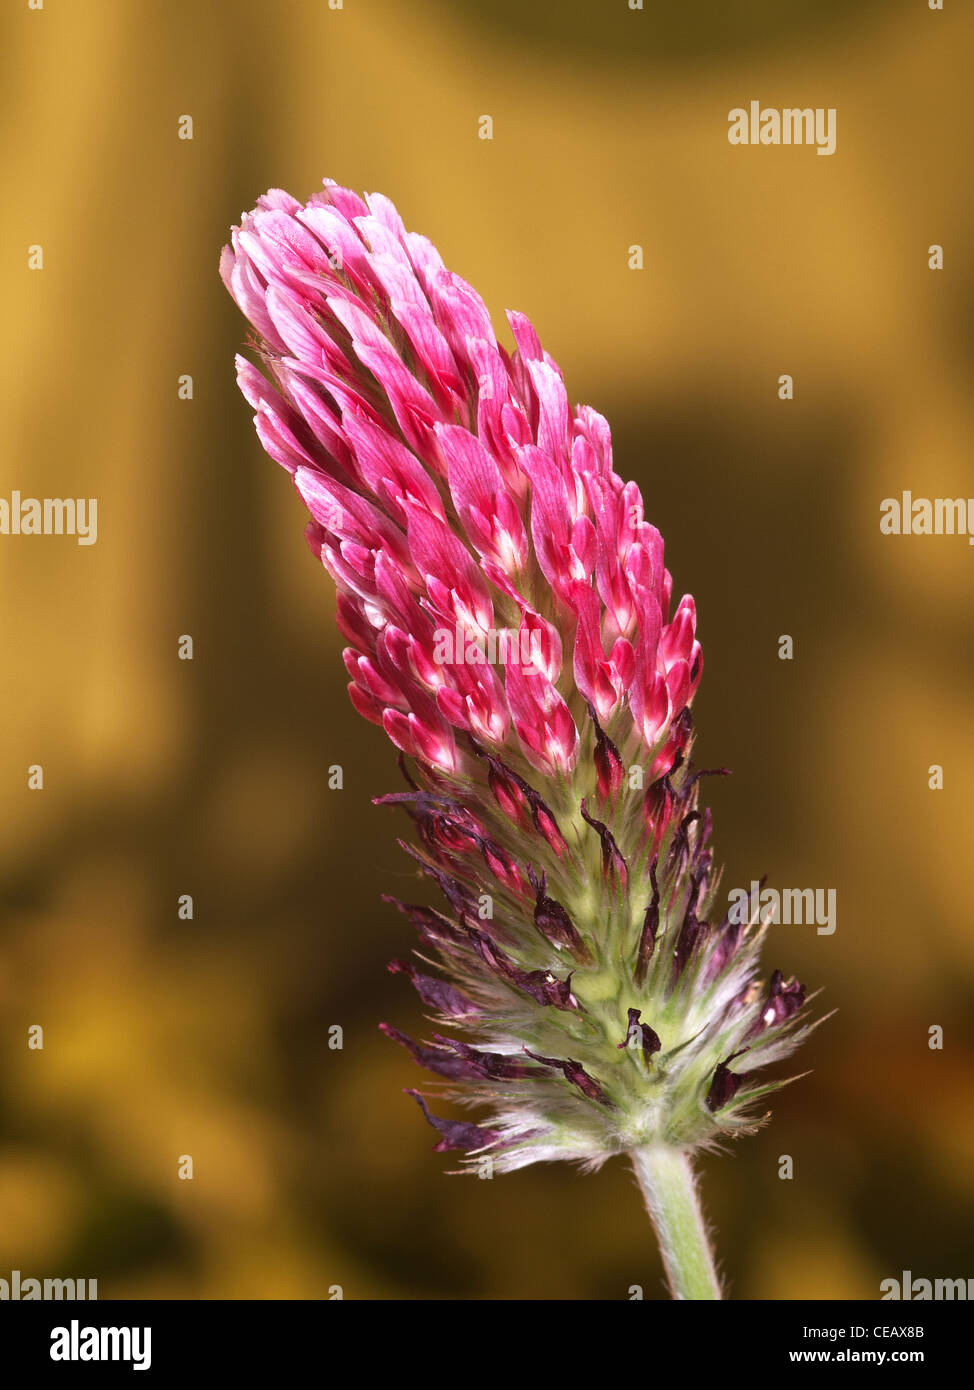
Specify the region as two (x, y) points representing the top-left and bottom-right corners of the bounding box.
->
(1, 0), (972, 1298)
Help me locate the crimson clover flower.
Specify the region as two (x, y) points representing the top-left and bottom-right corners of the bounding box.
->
(221, 180), (820, 1299)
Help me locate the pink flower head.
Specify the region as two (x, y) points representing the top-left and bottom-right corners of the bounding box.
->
(222, 182), (814, 1185)
(221, 180), (701, 783)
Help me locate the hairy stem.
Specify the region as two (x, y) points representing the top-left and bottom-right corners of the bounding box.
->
(629, 1146), (722, 1300)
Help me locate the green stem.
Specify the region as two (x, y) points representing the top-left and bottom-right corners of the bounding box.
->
(629, 1146), (722, 1300)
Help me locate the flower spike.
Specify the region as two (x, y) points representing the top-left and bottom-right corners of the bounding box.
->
(222, 180), (821, 1299)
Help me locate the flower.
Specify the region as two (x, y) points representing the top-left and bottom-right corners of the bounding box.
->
(221, 180), (817, 1198)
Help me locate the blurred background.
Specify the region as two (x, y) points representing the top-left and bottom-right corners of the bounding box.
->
(1, 0), (972, 1299)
